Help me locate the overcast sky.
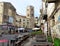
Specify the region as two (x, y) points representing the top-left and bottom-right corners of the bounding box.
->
(0, 0), (42, 17)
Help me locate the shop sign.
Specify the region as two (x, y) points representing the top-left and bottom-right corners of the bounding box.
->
(9, 16), (13, 23)
(58, 16), (60, 22)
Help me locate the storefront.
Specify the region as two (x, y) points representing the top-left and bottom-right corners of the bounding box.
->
(0, 25), (8, 34)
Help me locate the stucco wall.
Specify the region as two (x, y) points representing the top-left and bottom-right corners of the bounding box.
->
(47, 3), (55, 17)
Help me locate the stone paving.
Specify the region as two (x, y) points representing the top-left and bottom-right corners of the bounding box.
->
(23, 34), (53, 46)
(22, 37), (35, 46)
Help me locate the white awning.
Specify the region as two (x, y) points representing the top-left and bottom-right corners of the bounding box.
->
(18, 28), (25, 30)
(32, 28), (40, 30)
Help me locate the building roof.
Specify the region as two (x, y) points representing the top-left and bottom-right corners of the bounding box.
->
(16, 14), (26, 18)
(0, 2), (16, 11)
(20, 16), (26, 18)
(27, 5), (34, 8)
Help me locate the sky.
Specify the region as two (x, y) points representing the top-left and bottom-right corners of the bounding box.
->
(0, 0), (42, 17)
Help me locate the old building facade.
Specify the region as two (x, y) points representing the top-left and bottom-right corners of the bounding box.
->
(42, 0), (60, 39)
(15, 6), (34, 29)
(0, 2), (16, 26)
(26, 6), (34, 28)
(0, 2), (35, 34)
(0, 2), (16, 34)
(15, 14), (30, 28)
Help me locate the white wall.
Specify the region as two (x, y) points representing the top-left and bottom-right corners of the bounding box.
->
(53, 10), (60, 38)
(47, 3), (55, 17)
(42, 2), (46, 15)
(55, 10), (60, 24)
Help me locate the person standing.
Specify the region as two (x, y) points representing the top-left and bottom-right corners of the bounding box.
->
(40, 23), (44, 34)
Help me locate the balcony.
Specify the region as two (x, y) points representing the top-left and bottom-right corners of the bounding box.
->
(42, 0), (56, 3)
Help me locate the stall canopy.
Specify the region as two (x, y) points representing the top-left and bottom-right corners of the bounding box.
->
(18, 28), (25, 30)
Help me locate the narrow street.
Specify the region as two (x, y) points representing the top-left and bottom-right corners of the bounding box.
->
(0, 0), (60, 46)
(22, 37), (35, 46)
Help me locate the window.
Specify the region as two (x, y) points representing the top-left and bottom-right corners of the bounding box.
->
(20, 19), (21, 22)
(3, 15), (8, 22)
(23, 19), (25, 21)
(3, 15), (7, 18)
(27, 22), (29, 24)
(31, 14), (34, 16)
(27, 14), (29, 16)
(31, 8), (33, 11)
(13, 9), (16, 11)
(23, 25), (25, 27)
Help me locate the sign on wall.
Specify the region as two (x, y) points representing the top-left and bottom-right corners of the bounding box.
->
(58, 16), (60, 22)
(9, 16), (13, 23)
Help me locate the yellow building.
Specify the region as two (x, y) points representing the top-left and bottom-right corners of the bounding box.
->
(15, 14), (30, 28)
(26, 6), (34, 28)
(0, 2), (16, 26)
(15, 6), (34, 29)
